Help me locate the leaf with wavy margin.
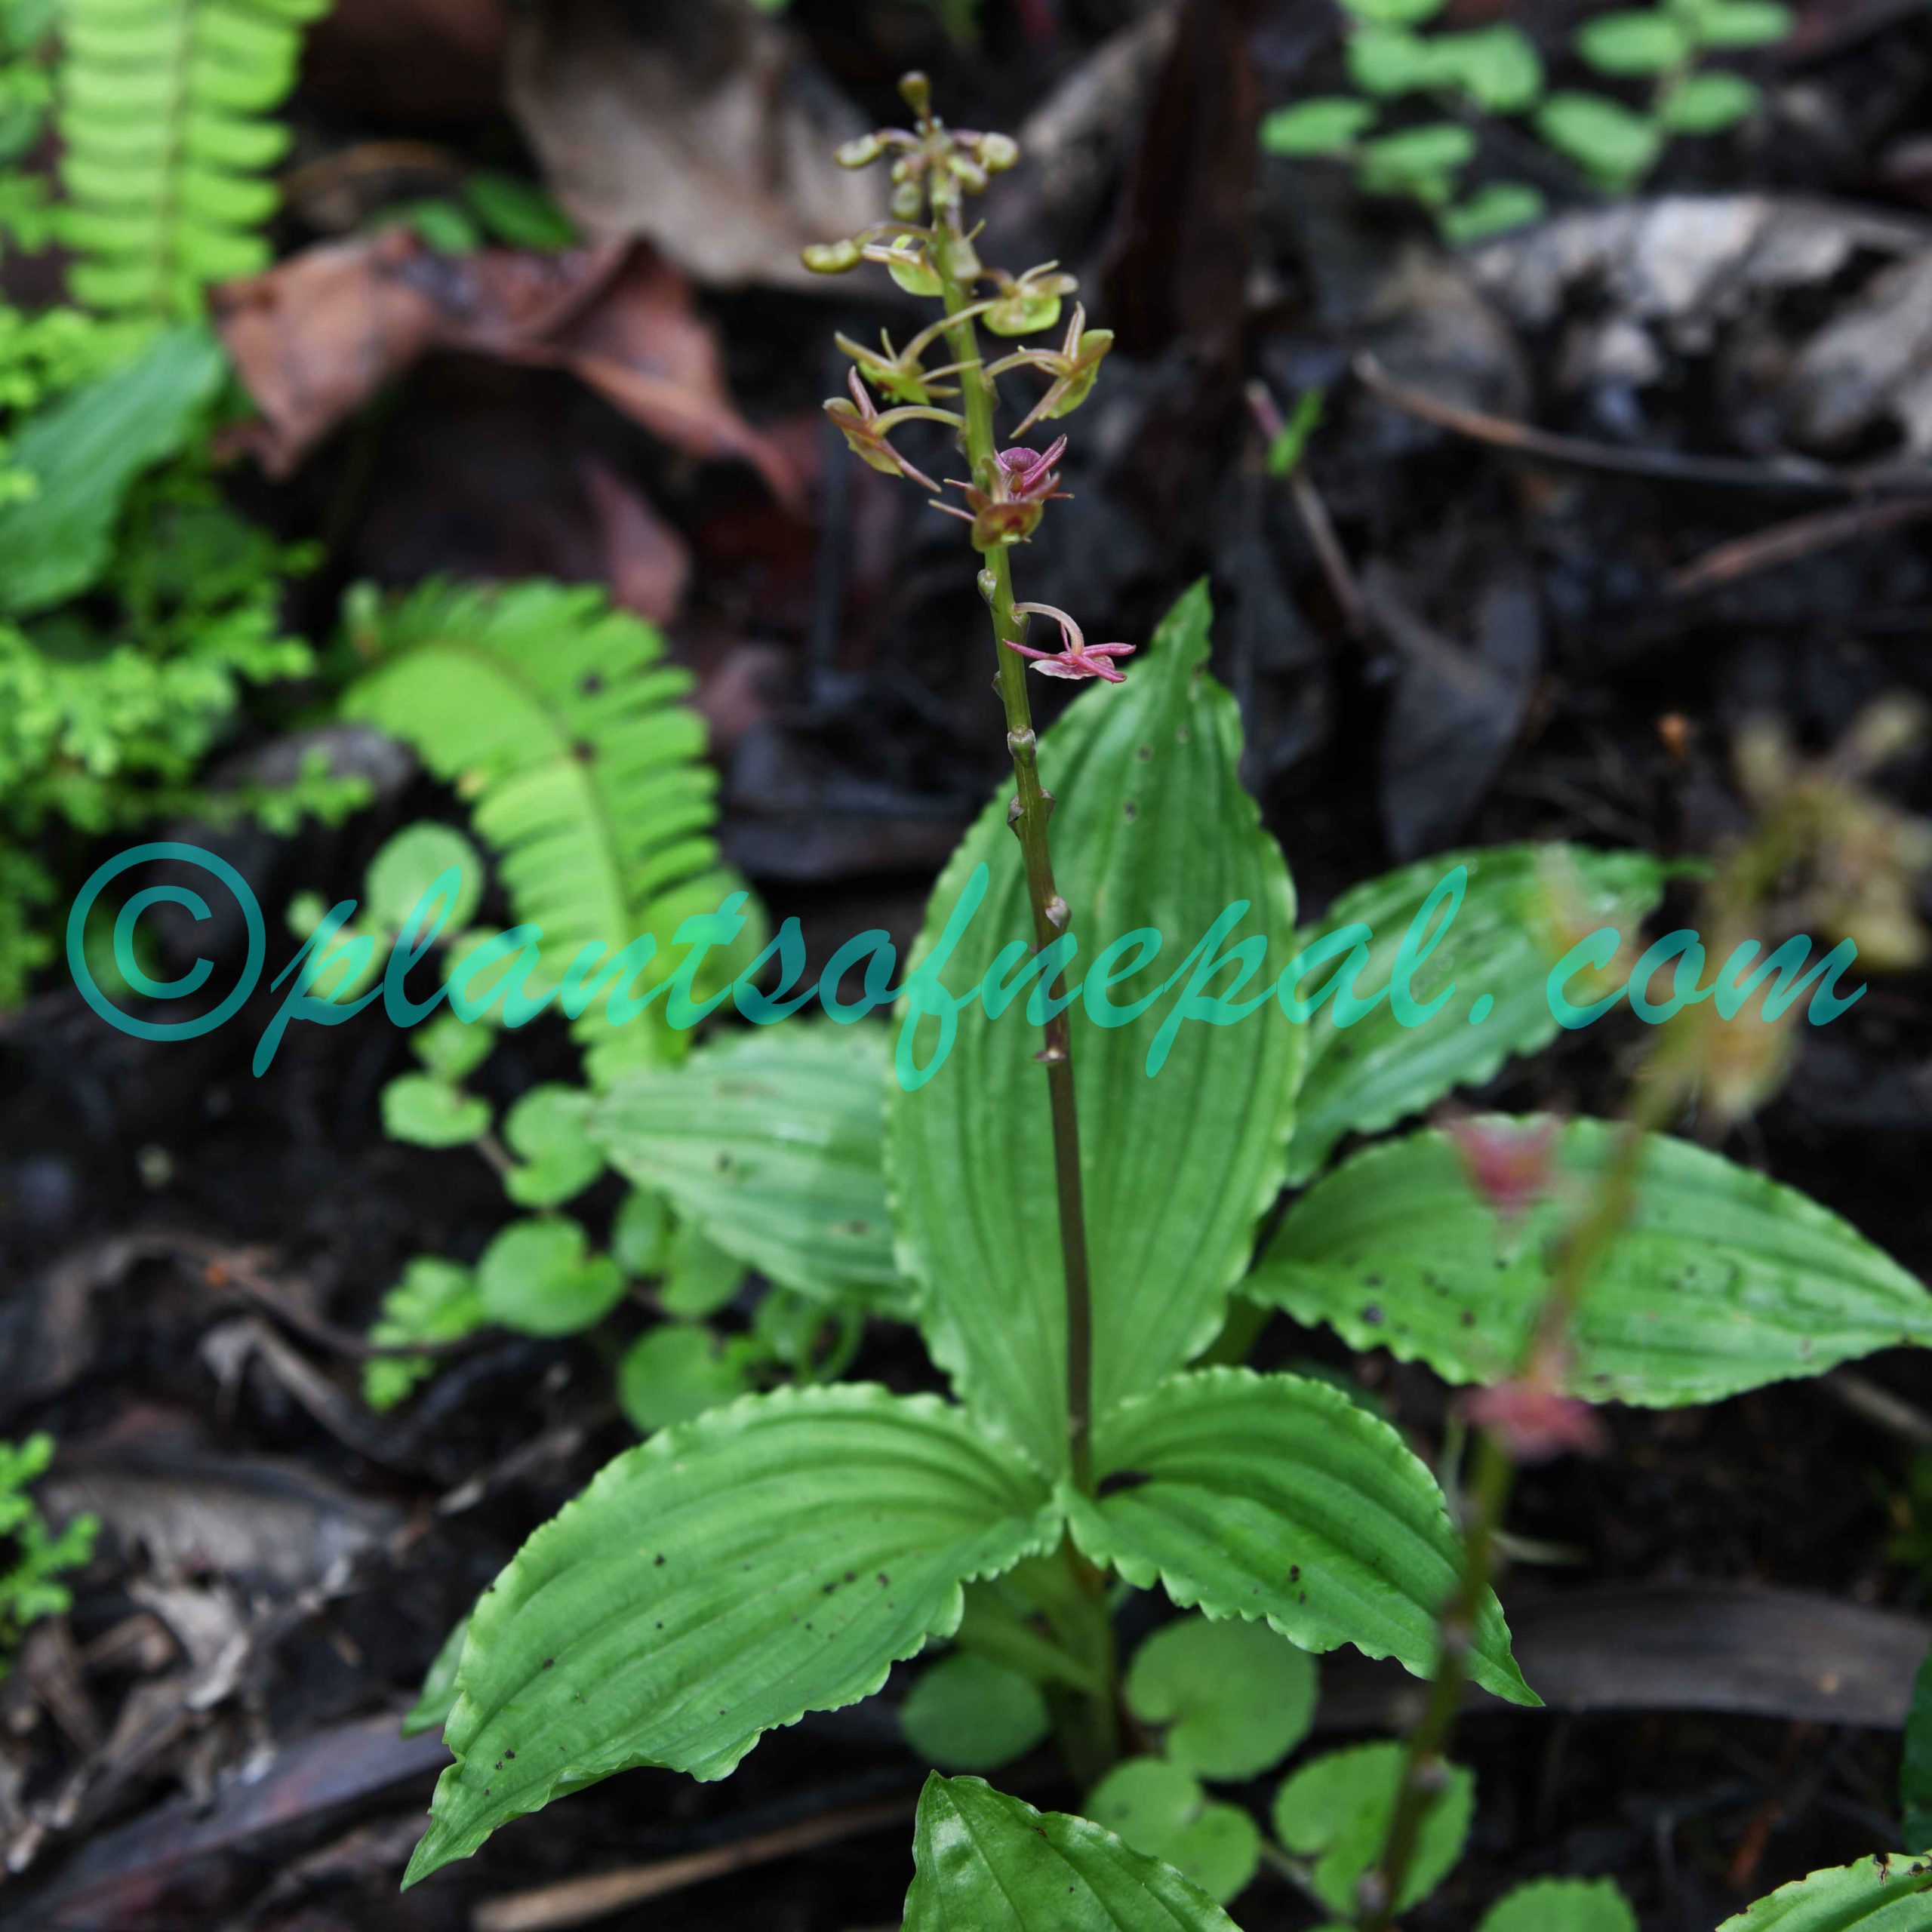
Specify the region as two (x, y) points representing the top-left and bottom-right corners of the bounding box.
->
(887, 582), (1303, 1473)
(1251, 1119), (1932, 1404)
(1285, 844), (1666, 1183)
(593, 1024), (905, 1311)
(1061, 1367), (1533, 1705)
(403, 1386), (1057, 1884)
(903, 1773), (1242, 1932)
(1716, 1852), (1932, 1930)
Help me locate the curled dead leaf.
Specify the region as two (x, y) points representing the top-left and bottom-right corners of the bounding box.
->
(505, 0), (878, 293)
(212, 232), (800, 507)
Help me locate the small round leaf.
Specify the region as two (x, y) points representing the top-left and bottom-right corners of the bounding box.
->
(1441, 181), (1548, 244)
(1478, 1878), (1639, 1932)
(365, 823), (483, 935)
(615, 1323), (752, 1432)
(900, 1653), (1051, 1770)
(1678, 0), (1792, 46)
(411, 1011), (495, 1083)
(612, 1188), (670, 1276)
(1125, 1615), (1318, 1780)
(1347, 26), (1447, 96)
(478, 1218), (626, 1337)
(503, 1084), (605, 1208)
(660, 1220), (749, 1318)
(1536, 92), (1664, 186)
(1274, 1742), (1475, 1915)
(1658, 69), (1760, 132)
(1087, 1758), (1262, 1906)
(1428, 26), (1544, 110)
(1261, 99), (1378, 157)
(1575, 10), (1691, 73)
(382, 1073), (491, 1149)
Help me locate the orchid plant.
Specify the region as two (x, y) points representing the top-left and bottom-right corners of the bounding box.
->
(393, 75), (1932, 1931)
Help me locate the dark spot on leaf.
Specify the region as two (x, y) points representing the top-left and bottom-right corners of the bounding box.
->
(1361, 1304), (1384, 1325)
(1365, 1274), (1383, 1288)
(1122, 800), (1137, 820)
(1460, 1309), (1475, 1327)
(580, 673), (604, 696)
(654, 1555), (666, 1566)
(1137, 745), (1152, 761)
(505, 1749), (515, 1759)
(1289, 1565), (1300, 1582)
(1098, 1470), (1151, 1497)
(543, 1658), (555, 1670)
(572, 740), (596, 764)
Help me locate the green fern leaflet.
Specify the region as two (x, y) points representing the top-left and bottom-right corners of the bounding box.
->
(57, 0), (329, 315)
(343, 580), (763, 1079)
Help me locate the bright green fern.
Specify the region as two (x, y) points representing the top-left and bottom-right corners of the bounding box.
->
(342, 580), (764, 1078)
(0, 1435), (95, 1674)
(57, 0), (330, 316)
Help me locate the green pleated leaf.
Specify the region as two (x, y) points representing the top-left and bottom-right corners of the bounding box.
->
(0, 324), (223, 614)
(593, 1024), (904, 1311)
(405, 1386), (1058, 1884)
(1286, 844), (1666, 1183)
(903, 1773), (1242, 1932)
(1717, 1854), (1932, 1930)
(402, 1615), (471, 1739)
(1252, 1118), (1932, 1404)
(888, 582), (1303, 1474)
(1062, 1367), (1532, 1705)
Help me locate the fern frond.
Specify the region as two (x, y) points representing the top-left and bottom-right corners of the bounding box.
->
(57, 0), (328, 316)
(343, 581), (765, 1079)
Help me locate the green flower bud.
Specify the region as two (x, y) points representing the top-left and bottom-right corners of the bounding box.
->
(835, 134), (884, 168)
(939, 231), (981, 284)
(949, 153), (989, 195)
(899, 70), (932, 118)
(801, 239), (863, 275)
(891, 179), (925, 220)
(978, 133), (1020, 172)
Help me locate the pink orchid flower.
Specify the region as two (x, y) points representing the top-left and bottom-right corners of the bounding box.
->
(1004, 602), (1136, 683)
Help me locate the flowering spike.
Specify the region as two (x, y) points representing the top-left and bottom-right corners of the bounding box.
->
(1442, 1113), (1560, 1221)
(1465, 1378), (1607, 1464)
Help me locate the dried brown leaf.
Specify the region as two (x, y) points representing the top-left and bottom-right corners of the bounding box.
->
(506, 0), (877, 293)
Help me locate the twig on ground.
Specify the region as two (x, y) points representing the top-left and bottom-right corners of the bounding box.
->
(1670, 498), (1932, 595)
(1352, 352), (1932, 500)
(470, 1796), (915, 1932)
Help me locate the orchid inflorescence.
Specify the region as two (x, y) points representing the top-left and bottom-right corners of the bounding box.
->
(804, 72), (1132, 686)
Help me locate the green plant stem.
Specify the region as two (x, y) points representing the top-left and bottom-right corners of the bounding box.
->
(1360, 1080), (1678, 1931)
(934, 236), (1097, 1501)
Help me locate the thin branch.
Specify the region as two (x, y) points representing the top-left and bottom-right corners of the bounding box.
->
(1352, 351), (1932, 500)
